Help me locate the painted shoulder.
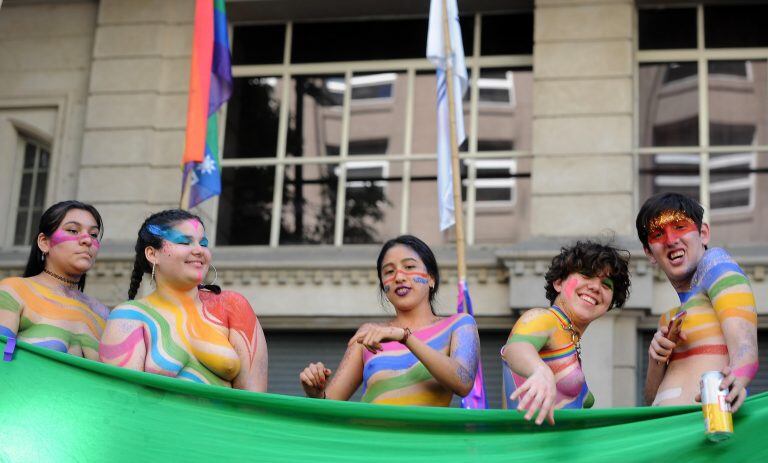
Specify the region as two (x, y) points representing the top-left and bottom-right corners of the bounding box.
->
(519, 307), (558, 324)
(201, 289), (255, 313)
(451, 312), (477, 329)
(691, 247), (745, 289)
(0, 276), (25, 290)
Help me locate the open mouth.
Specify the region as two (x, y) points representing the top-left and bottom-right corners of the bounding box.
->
(667, 249), (685, 264)
(186, 261), (205, 267)
(578, 294), (597, 305)
(395, 286), (411, 297)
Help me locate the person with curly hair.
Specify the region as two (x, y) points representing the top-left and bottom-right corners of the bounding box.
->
(501, 240), (631, 425)
(98, 209), (267, 391)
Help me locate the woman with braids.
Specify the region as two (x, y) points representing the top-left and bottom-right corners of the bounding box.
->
(0, 201), (109, 360)
(99, 209), (267, 391)
(299, 235), (480, 406)
(501, 240), (631, 425)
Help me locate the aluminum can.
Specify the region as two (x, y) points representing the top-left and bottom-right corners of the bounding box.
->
(700, 371), (733, 442)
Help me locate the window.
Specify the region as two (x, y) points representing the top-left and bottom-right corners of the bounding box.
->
(637, 5), (768, 243)
(219, 13), (533, 246)
(14, 137), (50, 246)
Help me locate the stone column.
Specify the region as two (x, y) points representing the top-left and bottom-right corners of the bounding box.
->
(531, 0), (634, 236)
(79, 0), (195, 243)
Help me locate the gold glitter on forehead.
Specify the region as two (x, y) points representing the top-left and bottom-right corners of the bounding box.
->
(647, 209), (694, 234)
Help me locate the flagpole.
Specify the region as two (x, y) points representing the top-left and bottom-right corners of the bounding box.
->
(440, 0), (468, 296)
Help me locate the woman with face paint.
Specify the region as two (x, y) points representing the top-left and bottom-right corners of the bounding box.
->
(0, 201), (109, 360)
(300, 235), (480, 406)
(99, 209), (268, 392)
(501, 241), (630, 425)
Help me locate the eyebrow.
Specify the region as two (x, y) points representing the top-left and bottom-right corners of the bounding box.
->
(62, 221), (100, 230)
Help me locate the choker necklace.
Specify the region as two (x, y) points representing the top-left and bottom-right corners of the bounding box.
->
(43, 269), (81, 287)
(549, 305), (582, 360)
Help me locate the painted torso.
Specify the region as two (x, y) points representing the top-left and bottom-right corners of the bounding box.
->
(654, 248), (757, 406)
(0, 277), (109, 360)
(361, 313), (476, 406)
(101, 290), (250, 387)
(503, 306), (594, 410)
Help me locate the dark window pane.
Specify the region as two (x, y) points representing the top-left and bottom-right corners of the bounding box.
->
(216, 166), (274, 245)
(39, 149), (50, 169)
(231, 24), (285, 65)
(14, 209), (28, 245)
(23, 143), (36, 168)
(639, 63), (699, 147)
(638, 153), (700, 203)
(286, 75), (343, 159)
(18, 173), (33, 208)
(638, 8), (696, 50)
(476, 187), (511, 202)
(705, 5), (768, 48)
(291, 18), (472, 63)
(28, 208), (42, 244)
(280, 164), (337, 245)
(708, 61), (766, 147)
(224, 77), (283, 158)
(342, 162), (395, 245)
(481, 13), (533, 55)
(34, 170), (48, 208)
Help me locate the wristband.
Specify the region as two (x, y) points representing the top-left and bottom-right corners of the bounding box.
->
(400, 327), (412, 345)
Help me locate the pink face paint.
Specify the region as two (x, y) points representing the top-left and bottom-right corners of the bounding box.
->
(563, 276), (578, 298)
(733, 362), (759, 380)
(188, 219), (201, 233)
(50, 230), (101, 250)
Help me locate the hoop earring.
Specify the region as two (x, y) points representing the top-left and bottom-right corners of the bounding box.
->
(204, 264), (218, 286)
(151, 263), (156, 285)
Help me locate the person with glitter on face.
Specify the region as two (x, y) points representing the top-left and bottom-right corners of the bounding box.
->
(299, 235), (480, 406)
(99, 209), (268, 391)
(501, 240), (631, 425)
(636, 193), (758, 412)
(0, 201), (109, 360)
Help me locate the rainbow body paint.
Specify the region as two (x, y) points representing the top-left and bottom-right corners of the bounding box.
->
(361, 314), (478, 406)
(0, 277), (109, 360)
(502, 307), (594, 410)
(100, 290), (259, 387)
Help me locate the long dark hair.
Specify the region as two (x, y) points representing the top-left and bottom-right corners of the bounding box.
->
(128, 209), (220, 300)
(23, 200), (103, 292)
(376, 235), (440, 315)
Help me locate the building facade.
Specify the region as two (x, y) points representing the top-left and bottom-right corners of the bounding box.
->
(1, 0), (766, 407)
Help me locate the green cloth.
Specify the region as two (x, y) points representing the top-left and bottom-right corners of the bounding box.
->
(1, 336), (765, 462)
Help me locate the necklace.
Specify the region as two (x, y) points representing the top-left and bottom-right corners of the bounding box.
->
(43, 269), (81, 287)
(549, 305), (582, 360)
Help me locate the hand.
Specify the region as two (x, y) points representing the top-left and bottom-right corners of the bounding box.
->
(300, 362), (332, 398)
(348, 324), (406, 354)
(509, 364), (556, 425)
(649, 324), (687, 364)
(694, 366), (747, 413)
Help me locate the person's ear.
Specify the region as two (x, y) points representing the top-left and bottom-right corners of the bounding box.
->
(553, 278), (564, 293)
(37, 233), (51, 255)
(700, 223), (710, 247)
(145, 246), (159, 266)
(643, 246), (657, 265)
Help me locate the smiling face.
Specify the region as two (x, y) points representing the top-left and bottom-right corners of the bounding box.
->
(554, 272), (614, 330)
(380, 244), (435, 313)
(39, 208), (101, 276)
(146, 219), (211, 291)
(644, 210), (709, 290)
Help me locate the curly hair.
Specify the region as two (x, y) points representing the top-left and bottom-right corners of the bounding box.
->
(128, 209), (220, 300)
(544, 240), (631, 310)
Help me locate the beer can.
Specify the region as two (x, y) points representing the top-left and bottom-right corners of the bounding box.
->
(700, 371), (733, 442)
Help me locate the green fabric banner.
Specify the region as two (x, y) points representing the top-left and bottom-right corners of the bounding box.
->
(0, 336), (764, 462)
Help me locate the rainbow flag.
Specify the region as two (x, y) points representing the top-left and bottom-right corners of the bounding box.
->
(181, 0), (232, 209)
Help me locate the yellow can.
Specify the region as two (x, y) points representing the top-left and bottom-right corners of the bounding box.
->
(700, 370), (733, 442)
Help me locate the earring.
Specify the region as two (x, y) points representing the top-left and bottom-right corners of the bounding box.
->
(204, 264), (218, 286)
(41, 251), (47, 262)
(151, 262), (156, 285)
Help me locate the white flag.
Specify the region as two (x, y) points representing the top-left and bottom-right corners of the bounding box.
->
(427, 0), (468, 231)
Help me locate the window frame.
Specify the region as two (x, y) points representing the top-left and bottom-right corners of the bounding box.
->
(221, 14), (533, 247)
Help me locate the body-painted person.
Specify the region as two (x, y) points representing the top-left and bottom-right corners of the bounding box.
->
(502, 241), (631, 425)
(300, 235), (480, 406)
(0, 201), (109, 360)
(99, 210), (268, 391)
(637, 193), (757, 411)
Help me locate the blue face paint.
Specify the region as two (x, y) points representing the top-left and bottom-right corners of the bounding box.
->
(413, 276), (429, 285)
(147, 224), (208, 247)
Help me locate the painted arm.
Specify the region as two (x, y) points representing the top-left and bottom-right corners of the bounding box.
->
(227, 295), (268, 393)
(98, 305), (147, 371)
(704, 255), (758, 412)
(643, 314), (685, 405)
(502, 308), (557, 425)
(0, 284), (22, 339)
(300, 339), (364, 400)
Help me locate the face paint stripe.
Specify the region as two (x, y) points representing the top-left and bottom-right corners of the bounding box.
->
(0, 290), (21, 314)
(669, 343), (728, 362)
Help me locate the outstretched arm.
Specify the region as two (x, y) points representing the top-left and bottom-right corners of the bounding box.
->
(300, 340), (364, 400)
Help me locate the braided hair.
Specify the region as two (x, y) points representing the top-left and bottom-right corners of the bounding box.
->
(128, 209), (220, 300)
